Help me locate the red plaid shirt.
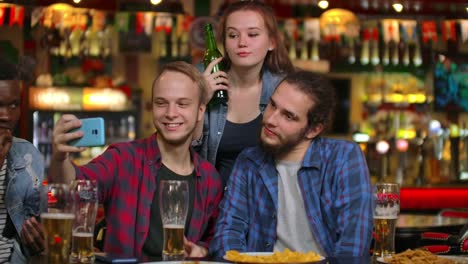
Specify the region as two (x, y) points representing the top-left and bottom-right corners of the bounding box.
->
(74, 133), (223, 257)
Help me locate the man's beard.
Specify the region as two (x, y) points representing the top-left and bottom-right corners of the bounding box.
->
(259, 125), (309, 157)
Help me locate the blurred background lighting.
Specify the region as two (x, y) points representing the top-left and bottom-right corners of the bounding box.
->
(396, 139), (409, 152)
(393, 3), (403, 12)
(318, 0), (329, 9)
(376, 140), (390, 154)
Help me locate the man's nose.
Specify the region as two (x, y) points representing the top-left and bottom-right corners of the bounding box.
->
(264, 109), (279, 126)
(165, 103), (178, 117)
(0, 107), (10, 121)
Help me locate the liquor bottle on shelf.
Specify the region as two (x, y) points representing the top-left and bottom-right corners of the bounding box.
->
(203, 23), (228, 105)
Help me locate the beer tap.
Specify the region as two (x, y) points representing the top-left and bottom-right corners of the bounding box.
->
(449, 123), (461, 181)
(376, 140), (391, 182)
(395, 139), (408, 185)
(415, 131), (427, 186)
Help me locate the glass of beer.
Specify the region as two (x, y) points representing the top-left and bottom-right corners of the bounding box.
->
(41, 183), (75, 264)
(373, 183), (400, 259)
(159, 180), (189, 261)
(70, 180), (98, 263)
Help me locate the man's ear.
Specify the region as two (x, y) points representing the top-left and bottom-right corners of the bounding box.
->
(305, 123), (324, 140)
(197, 103), (206, 122)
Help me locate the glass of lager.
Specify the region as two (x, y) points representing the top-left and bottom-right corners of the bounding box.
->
(41, 183), (75, 264)
(159, 180), (189, 261)
(373, 183), (400, 259)
(70, 180), (98, 263)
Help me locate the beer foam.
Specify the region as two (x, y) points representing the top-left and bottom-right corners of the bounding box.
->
(73, 232), (93, 237)
(40, 212), (75, 220)
(163, 224), (184, 229)
(374, 216), (398, 220)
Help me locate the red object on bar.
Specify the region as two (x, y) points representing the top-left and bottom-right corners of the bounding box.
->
(421, 232), (450, 240)
(440, 210), (468, 218)
(400, 188), (468, 210)
(420, 245), (451, 254)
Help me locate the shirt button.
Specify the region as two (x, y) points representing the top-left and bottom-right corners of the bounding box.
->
(272, 213), (276, 219)
(265, 243), (271, 248)
(217, 131), (221, 135)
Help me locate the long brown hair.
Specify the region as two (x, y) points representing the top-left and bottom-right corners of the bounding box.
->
(218, 0), (294, 74)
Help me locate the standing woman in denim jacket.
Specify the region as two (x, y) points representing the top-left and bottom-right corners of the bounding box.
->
(195, 0), (294, 186)
(0, 58), (47, 263)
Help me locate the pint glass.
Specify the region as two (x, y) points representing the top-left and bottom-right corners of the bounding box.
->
(70, 180), (98, 263)
(41, 183), (75, 264)
(373, 183), (400, 258)
(159, 180), (189, 261)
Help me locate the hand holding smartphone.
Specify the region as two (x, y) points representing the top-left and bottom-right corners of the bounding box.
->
(68, 117), (106, 147)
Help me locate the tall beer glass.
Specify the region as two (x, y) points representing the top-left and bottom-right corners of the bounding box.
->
(41, 183), (75, 264)
(373, 183), (400, 259)
(159, 180), (189, 261)
(70, 180), (98, 263)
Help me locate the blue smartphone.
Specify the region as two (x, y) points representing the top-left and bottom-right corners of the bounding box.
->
(68, 117), (105, 147)
(95, 252), (138, 263)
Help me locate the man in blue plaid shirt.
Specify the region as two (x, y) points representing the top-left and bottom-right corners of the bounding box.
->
(210, 70), (373, 258)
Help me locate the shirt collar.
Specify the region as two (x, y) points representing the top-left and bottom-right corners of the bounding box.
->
(302, 137), (323, 169)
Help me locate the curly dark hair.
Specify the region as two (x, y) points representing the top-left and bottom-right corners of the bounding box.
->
(0, 57), (36, 83)
(0, 58), (18, 80)
(280, 70), (336, 134)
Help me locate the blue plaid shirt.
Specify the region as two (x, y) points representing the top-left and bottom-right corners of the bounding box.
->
(210, 137), (373, 258)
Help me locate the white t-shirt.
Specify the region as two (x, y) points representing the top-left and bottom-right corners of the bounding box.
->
(273, 160), (325, 256)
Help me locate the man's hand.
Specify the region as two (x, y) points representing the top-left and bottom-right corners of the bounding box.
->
(184, 237), (208, 258)
(0, 129), (12, 166)
(20, 216), (45, 255)
(52, 114), (86, 161)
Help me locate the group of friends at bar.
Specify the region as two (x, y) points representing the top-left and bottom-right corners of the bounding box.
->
(0, 1), (373, 263)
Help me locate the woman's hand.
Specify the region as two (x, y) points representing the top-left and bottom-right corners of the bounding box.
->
(203, 57), (229, 103)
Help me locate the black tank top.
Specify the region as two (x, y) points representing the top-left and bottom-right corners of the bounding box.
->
(216, 114), (262, 186)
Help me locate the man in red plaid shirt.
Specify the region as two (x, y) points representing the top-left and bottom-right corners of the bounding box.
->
(49, 61), (223, 259)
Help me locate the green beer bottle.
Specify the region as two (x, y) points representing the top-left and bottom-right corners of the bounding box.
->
(203, 23), (228, 104)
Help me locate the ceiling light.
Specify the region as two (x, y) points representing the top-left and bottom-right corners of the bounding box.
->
(413, 1), (421, 12)
(73, 0), (81, 3)
(318, 0), (329, 9)
(151, 0), (162, 5)
(393, 3), (403, 12)
(361, 0), (369, 10)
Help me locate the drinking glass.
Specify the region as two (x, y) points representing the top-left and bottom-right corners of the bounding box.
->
(41, 183), (75, 264)
(70, 180), (98, 263)
(159, 180), (189, 261)
(373, 183), (400, 259)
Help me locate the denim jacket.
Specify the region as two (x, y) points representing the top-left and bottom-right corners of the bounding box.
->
(6, 137), (46, 262)
(199, 69), (284, 166)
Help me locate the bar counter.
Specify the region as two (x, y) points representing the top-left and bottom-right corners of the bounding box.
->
(29, 254), (372, 263)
